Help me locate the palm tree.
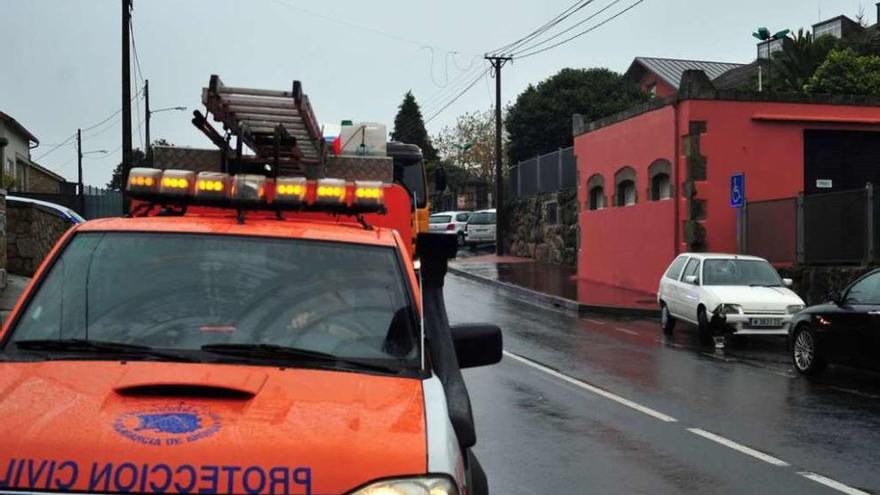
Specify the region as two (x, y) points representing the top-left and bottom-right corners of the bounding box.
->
(771, 29), (838, 92)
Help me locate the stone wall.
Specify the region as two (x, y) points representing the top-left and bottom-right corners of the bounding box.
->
(504, 189), (578, 267)
(7, 203), (70, 276)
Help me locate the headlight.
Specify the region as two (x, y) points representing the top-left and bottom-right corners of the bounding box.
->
(717, 304), (742, 315)
(787, 305), (805, 314)
(350, 476), (458, 495)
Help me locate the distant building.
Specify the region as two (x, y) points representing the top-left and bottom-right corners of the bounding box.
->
(624, 57), (744, 98)
(0, 111), (66, 194)
(573, 71), (880, 296)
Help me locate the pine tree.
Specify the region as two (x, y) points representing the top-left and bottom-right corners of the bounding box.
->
(391, 91), (438, 162)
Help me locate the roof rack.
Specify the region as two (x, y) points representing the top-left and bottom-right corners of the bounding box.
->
(197, 75), (325, 176)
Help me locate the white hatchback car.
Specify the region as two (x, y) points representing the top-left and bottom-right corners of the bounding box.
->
(429, 210), (471, 246)
(657, 253), (805, 344)
(464, 209), (496, 248)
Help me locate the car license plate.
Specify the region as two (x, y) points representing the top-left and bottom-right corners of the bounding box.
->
(748, 318), (783, 328)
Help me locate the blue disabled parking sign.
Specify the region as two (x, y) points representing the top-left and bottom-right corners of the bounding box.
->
(730, 173), (745, 208)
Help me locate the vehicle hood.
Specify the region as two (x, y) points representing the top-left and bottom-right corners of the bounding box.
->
(0, 361), (426, 494)
(703, 285), (804, 311)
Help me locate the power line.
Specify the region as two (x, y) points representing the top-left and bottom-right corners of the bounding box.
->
(33, 135), (77, 162)
(510, 0), (625, 56)
(488, 0), (593, 56)
(515, 0), (649, 59)
(270, 0), (472, 56)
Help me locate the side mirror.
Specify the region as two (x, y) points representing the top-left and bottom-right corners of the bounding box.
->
(435, 166), (448, 193)
(783, 278), (793, 287)
(450, 323), (502, 369)
(828, 289), (843, 305)
(684, 275), (698, 285)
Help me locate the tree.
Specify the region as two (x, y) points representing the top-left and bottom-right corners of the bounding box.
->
(390, 91), (438, 162)
(433, 107), (505, 183)
(805, 48), (880, 96)
(505, 68), (649, 164)
(106, 139), (170, 190)
(107, 149), (145, 191)
(770, 29), (839, 92)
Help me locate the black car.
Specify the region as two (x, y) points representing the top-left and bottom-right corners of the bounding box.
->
(789, 269), (880, 376)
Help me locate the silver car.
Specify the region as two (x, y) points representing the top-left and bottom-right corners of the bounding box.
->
(429, 210), (471, 246)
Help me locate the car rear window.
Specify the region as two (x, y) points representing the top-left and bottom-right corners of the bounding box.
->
(5, 232), (420, 369)
(430, 215), (452, 223)
(455, 213), (470, 222)
(468, 212), (495, 225)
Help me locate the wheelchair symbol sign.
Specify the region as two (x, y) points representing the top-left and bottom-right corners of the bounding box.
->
(730, 173), (745, 208)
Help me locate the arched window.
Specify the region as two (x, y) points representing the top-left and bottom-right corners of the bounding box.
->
(586, 174), (606, 211)
(648, 159), (672, 201)
(614, 167), (637, 207)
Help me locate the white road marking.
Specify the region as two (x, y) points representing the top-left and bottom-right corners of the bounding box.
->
(585, 319), (606, 325)
(614, 327), (640, 336)
(797, 472), (871, 495)
(502, 350), (678, 422)
(687, 428), (789, 467)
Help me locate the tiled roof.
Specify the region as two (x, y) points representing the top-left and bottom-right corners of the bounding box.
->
(627, 57), (745, 89)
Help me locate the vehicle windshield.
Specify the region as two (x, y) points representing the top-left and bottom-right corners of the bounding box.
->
(430, 215), (452, 223)
(5, 232), (419, 371)
(468, 212), (496, 225)
(393, 157), (427, 209)
(702, 259), (783, 287)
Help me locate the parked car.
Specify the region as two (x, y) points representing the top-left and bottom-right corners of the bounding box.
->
(429, 210), (471, 246)
(658, 253), (805, 345)
(789, 269), (880, 376)
(464, 209), (496, 249)
(6, 195), (85, 224)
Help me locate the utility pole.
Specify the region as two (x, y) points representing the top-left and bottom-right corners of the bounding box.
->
(122, 0), (133, 199)
(144, 79), (151, 164)
(77, 128), (84, 214)
(485, 55), (511, 256)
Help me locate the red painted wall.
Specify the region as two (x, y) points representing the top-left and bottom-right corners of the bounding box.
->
(576, 98), (880, 297)
(683, 99), (880, 260)
(576, 105), (677, 295)
(638, 73), (676, 98)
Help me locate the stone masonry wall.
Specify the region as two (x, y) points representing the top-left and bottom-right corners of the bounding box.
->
(7, 203), (70, 276)
(27, 167), (62, 193)
(504, 189), (578, 267)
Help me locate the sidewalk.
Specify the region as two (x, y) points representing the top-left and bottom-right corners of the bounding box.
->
(449, 253), (658, 316)
(0, 274), (29, 325)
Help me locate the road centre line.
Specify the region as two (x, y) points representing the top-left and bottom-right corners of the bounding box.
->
(614, 327), (640, 336)
(502, 350), (678, 423)
(585, 319), (606, 325)
(797, 472), (871, 495)
(686, 428), (789, 467)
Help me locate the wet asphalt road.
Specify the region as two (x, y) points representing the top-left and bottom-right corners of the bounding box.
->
(445, 275), (880, 495)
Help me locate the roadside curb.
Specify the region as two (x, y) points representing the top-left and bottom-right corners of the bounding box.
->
(448, 266), (660, 318)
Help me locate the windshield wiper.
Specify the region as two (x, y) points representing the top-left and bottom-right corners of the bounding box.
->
(13, 338), (196, 362)
(200, 343), (404, 374)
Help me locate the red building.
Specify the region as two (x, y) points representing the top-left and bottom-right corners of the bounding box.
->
(574, 71), (880, 297)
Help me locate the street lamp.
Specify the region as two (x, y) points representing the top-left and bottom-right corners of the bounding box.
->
(144, 79), (186, 164)
(752, 27), (790, 91)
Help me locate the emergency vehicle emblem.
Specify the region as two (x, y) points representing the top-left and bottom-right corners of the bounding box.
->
(114, 404), (222, 446)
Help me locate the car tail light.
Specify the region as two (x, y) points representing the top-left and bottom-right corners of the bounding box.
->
(446, 224), (455, 231)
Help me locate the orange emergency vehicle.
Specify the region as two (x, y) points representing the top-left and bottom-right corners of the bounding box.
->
(0, 166), (501, 494)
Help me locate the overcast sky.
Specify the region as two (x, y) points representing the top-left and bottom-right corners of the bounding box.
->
(0, 0), (870, 186)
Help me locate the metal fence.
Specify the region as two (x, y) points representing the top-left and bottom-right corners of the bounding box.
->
(509, 147), (576, 199)
(745, 197), (798, 264)
(745, 185), (878, 265)
(82, 186), (124, 219)
(14, 186), (124, 219)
